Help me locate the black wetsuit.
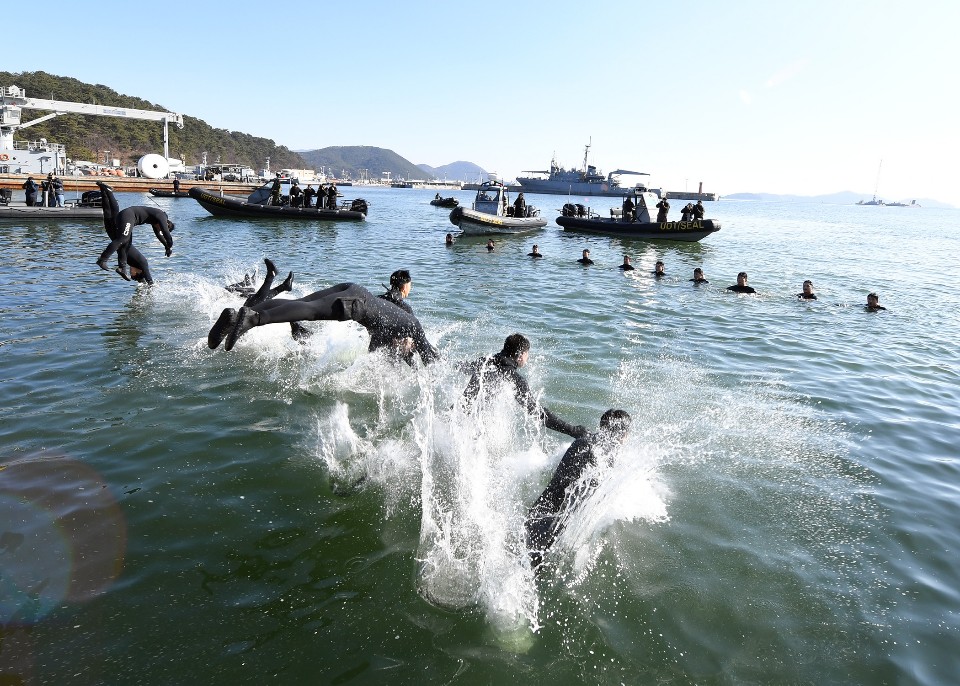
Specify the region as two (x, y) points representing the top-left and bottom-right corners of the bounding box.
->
(619, 263), (635, 271)
(234, 283), (438, 363)
(22, 178), (38, 206)
(379, 287), (413, 315)
(528, 251), (543, 258)
(577, 258), (594, 265)
(727, 285), (757, 294)
(461, 352), (585, 438)
(98, 204), (172, 272)
(525, 432), (604, 566)
(691, 277), (709, 284)
(693, 203), (705, 220)
(797, 293), (817, 300)
(96, 183), (163, 284)
(866, 305), (886, 311)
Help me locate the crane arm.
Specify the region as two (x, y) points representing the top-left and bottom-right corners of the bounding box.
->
(18, 96), (184, 128)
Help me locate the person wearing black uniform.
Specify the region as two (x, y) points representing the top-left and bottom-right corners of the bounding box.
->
(461, 333), (587, 439)
(681, 203), (693, 221)
(379, 269), (414, 314)
(289, 182), (303, 207)
(865, 292), (886, 311)
(690, 267), (708, 284)
(622, 195), (635, 222)
(726, 271), (757, 294)
(619, 255), (635, 271)
(221, 259), (307, 343)
(513, 192), (527, 218)
(209, 282), (440, 365)
(22, 177), (38, 206)
(528, 244), (543, 258)
(525, 409), (632, 568)
(797, 280), (817, 300)
(653, 260), (665, 277)
(656, 197), (670, 223)
(303, 185), (315, 208)
(173, 178), (181, 194)
(269, 174), (283, 206)
(693, 200), (705, 220)
(577, 249), (594, 265)
(326, 183), (338, 210)
(95, 182), (174, 281)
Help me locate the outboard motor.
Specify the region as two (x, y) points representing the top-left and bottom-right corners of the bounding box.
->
(350, 198), (368, 215)
(79, 190), (103, 207)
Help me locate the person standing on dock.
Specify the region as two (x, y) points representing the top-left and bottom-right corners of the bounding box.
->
(656, 197), (670, 222)
(173, 177), (181, 194)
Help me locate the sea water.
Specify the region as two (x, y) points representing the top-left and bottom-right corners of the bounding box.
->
(1, 188), (958, 684)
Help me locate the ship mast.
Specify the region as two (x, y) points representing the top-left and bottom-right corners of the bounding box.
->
(582, 137), (592, 173)
(872, 159), (883, 202)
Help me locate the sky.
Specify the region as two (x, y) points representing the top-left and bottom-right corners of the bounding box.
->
(5, 0), (959, 205)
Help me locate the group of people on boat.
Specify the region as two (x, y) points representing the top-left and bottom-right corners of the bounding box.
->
(619, 196), (704, 223)
(268, 173), (339, 209)
(21, 173), (65, 207)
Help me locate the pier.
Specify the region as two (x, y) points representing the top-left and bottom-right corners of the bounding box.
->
(0, 173), (259, 197)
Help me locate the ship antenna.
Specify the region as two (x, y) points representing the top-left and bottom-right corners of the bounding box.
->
(873, 159), (883, 202)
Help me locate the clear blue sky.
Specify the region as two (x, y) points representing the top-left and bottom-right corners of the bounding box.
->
(6, 0), (958, 204)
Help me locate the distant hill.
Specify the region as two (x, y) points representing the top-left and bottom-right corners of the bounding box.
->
(297, 146), (426, 182)
(0, 71), (306, 169)
(417, 161), (487, 183)
(724, 190), (952, 209)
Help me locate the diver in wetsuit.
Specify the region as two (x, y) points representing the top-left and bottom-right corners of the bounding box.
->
(461, 334), (587, 439)
(797, 280), (817, 300)
(726, 271), (757, 294)
(220, 259), (307, 344)
(95, 182), (174, 282)
(525, 409), (632, 568)
(619, 255), (635, 271)
(208, 282), (440, 365)
(693, 200), (705, 220)
(379, 269), (415, 314)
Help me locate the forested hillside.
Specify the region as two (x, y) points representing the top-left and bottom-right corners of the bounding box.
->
(298, 146), (429, 181)
(1, 71), (306, 169)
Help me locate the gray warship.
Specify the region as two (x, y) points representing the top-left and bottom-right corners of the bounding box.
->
(516, 140), (654, 197)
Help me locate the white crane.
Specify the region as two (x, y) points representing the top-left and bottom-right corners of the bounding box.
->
(0, 85), (184, 175)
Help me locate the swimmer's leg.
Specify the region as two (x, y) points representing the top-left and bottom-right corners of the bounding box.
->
(224, 284), (365, 351)
(96, 182), (120, 233)
(290, 321), (311, 343)
(242, 271), (276, 307)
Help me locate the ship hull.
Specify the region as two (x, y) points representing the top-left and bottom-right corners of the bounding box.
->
(450, 206), (547, 235)
(189, 187), (366, 221)
(557, 216), (720, 242)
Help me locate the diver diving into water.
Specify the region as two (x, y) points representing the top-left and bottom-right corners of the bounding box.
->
(525, 409), (632, 568)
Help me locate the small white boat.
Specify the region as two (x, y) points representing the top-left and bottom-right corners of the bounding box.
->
(449, 181), (547, 235)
